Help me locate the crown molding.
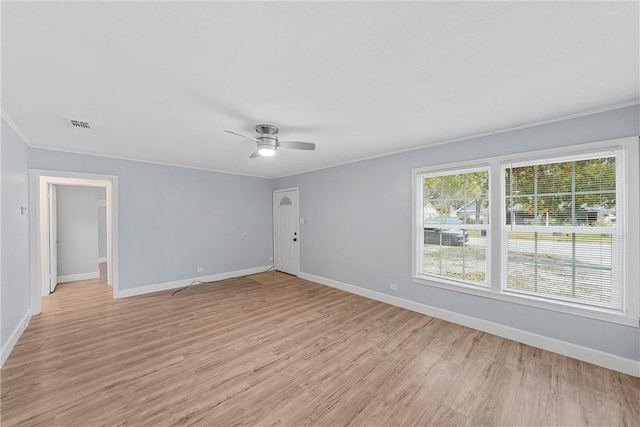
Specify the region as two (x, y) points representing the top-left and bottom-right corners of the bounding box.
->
(1, 110), (32, 147)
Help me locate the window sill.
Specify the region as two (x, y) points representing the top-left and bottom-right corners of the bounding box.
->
(411, 275), (639, 327)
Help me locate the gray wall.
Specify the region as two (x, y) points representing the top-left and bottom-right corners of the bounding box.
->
(56, 185), (99, 279)
(275, 105), (640, 361)
(1, 119), (30, 349)
(30, 150), (274, 291)
(97, 187), (107, 260)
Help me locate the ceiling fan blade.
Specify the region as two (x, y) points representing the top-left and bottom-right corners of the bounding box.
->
(278, 141), (316, 151)
(224, 130), (260, 143)
(249, 150), (261, 159)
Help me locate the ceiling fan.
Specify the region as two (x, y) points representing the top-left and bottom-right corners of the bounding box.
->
(224, 124), (316, 158)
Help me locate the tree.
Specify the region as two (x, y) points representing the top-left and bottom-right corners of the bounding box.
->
(507, 157), (615, 226)
(424, 171), (489, 223)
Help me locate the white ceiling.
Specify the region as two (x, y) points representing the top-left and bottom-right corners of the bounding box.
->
(2, 1), (638, 178)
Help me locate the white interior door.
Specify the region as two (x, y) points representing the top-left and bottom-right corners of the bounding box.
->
(274, 189), (299, 276)
(49, 184), (59, 292)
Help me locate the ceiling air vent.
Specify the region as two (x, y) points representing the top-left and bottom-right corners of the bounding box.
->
(68, 119), (91, 130)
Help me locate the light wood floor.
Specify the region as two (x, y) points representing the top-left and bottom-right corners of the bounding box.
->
(2, 270), (639, 426)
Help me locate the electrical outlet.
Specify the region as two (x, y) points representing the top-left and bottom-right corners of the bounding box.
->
(269, 256), (273, 262)
(197, 267), (204, 273)
(390, 284), (398, 291)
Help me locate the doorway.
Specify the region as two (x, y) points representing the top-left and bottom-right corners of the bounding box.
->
(273, 188), (299, 276)
(29, 170), (119, 315)
(48, 184), (105, 292)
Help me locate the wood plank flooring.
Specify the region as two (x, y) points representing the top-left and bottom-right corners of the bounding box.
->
(2, 269), (639, 426)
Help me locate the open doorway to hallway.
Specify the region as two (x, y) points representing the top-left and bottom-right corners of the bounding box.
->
(49, 185), (107, 293)
(29, 170), (119, 316)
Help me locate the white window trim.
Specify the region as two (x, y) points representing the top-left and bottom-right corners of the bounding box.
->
(411, 136), (639, 327)
(416, 166), (491, 287)
(501, 148), (624, 312)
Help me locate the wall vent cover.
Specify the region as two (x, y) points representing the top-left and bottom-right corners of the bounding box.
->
(68, 119), (91, 130)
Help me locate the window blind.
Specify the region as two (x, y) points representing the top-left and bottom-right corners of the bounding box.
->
(504, 155), (623, 310)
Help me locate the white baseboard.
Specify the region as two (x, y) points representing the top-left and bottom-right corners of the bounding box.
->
(57, 271), (100, 283)
(98, 257), (107, 263)
(1, 311), (31, 367)
(299, 272), (640, 378)
(116, 265), (273, 299)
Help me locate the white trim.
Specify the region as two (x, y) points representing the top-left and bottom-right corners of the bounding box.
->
(274, 102), (640, 179)
(29, 145), (272, 179)
(411, 171), (422, 294)
(622, 139), (640, 321)
(411, 137), (632, 177)
(1, 109), (32, 147)
(57, 272), (100, 283)
(300, 272), (640, 377)
(411, 275), (637, 327)
(1, 311), (31, 367)
(29, 170), (119, 314)
(116, 265), (272, 299)
(98, 257), (108, 263)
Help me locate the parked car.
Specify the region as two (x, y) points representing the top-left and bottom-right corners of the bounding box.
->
(424, 217), (469, 246)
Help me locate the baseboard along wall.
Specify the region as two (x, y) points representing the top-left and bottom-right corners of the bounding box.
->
(116, 265), (273, 299)
(1, 311), (31, 368)
(57, 271), (100, 283)
(299, 272), (640, 378)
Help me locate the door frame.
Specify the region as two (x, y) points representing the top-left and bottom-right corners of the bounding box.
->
(273, 187), (300, 276)
(48, 184), (58, 293)
(29, 170), (119, 315)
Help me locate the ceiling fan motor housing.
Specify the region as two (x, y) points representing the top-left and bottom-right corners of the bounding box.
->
(257, 135), (278, 151)
(255, 124), (279, 135)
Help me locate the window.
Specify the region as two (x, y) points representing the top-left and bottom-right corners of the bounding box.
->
(419, 169), (489, 286)
(412, 137), (639, 325)
(505, 154), (622, 310)
(279, 196), (292, 206)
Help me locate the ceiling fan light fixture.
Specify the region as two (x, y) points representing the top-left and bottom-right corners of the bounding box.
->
(224, 124), (315, 159)
(258, 146), (276, 157)
(257, 134), (277, 157)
